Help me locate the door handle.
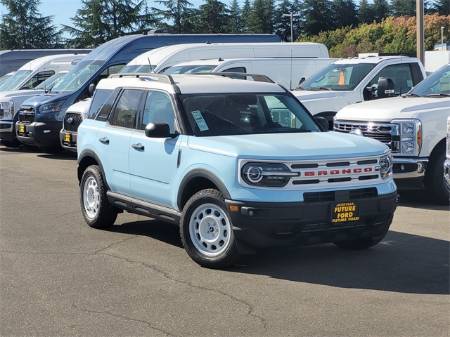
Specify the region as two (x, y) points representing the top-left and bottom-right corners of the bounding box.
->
(99, 137), (109, 145)
(131, 143), (144, 151)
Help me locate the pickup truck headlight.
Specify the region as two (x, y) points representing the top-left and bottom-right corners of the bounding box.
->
(392, 119), (422, 156)
(0, 101), (13, 119)
(379, 153), (393, 179)
(38, 100), (64, 115)
(241, 162), (298, 187)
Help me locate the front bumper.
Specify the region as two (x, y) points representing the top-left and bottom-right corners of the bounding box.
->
(0, 120), (15, 142)
(59, 129), (77, 152)
(16, 121), (61, 148)
(392, 157), (428, 189)
(225, 191), (397, 247)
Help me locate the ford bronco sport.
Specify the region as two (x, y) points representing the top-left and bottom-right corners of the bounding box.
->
(77, 73), (397, 268)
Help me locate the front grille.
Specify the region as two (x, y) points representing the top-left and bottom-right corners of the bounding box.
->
(63, 112), (83, 132)
(18, 106), (35, 123)
(304, 188), (378, 203)
(334, 120), (399, 152)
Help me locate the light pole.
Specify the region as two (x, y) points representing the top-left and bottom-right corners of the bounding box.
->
(441, 26), (445, 51)
(282, 12), (300, 42)
(416, 0), (424, 64)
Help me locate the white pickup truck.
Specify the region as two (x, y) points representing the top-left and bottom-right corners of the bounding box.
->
(335, 64), (450, 203)
(292, 56), (427, 126)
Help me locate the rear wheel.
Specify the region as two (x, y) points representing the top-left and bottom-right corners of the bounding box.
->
(80, 165), (117, 229)
(180, 189), (239, 268)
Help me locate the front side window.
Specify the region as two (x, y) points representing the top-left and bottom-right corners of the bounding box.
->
(182, 93), (320, 136)
(409, 65), (450, 97)
(21, 70), (55, 90)
(35, 72), (67, 90)
(141, 91), (176, 132)
(110, 89), (144, 128)
(299, 63), (375, 91)
(368, 63), (414, 96)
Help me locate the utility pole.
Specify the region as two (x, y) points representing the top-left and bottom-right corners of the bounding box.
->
(416, 0), (424, 64)
(282, 12), (300, 42)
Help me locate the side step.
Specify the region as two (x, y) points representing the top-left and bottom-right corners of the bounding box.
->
(107, 191), (181, 224)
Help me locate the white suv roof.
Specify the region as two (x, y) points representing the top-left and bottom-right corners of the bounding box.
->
(334, 55), (419, 65)
(98, 73), (285, 95)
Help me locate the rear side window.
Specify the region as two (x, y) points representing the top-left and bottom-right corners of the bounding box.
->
(110, 89), (145, 128)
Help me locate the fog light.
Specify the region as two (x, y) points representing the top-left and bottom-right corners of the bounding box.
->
(228, 204), (240, 212)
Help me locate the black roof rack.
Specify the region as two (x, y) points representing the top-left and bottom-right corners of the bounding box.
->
(109, 73), (175, 84)
(186, 72), (275, 84)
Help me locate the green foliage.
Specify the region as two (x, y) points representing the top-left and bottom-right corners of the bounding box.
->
(433, 0), (450, 15)
(196, 0), (230, 33)
(302, 14), (450, 58)
(391, 0), (416, 16)
(248, 0), (274, 33)
(0, 0), (61, 48)
(331, 0), (358, 29)
(302, 0), (334, 35)
(154, 0), (194, 33)
(228, 0), (242, 33)
(358, 0), (374, 24)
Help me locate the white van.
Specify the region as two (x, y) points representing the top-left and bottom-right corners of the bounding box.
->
(0, 54), (86, 92)
(161, 57), (335, 90)
(120, 42), (329, 74)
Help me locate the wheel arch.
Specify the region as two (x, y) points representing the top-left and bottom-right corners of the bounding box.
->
(425, 137), (446, 178)
(177, 169), (231, 211)
(77, 150), (107, 187)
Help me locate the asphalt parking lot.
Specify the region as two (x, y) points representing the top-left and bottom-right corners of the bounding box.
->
(0, 145), (449, 337)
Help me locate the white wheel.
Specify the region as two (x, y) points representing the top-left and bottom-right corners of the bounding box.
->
(82, 176), (100, 220)
(188, 203), (232, 257)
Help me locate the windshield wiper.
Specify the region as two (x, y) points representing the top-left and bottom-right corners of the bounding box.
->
(425, 93), (450, 97)
(405, 92), (421, 97)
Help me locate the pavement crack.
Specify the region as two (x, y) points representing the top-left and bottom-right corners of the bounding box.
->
(72, 303), (177, 337)
(100, 251), (267, 330)
(94, 235), (138, 254)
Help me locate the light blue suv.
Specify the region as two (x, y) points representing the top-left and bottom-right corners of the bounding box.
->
(77, 73), (397, 268)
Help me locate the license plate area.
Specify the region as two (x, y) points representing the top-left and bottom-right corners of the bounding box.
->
(63, 132), (71, 144)
(17, 123), (26, 136)
(331, 202), (360, 224)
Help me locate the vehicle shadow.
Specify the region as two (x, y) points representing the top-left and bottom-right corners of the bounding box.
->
(398, 190), (449, 211)
(37, 152), (77, 161)
(107, 220), (449, 295)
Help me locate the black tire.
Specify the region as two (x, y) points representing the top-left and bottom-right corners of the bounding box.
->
(425, 148), (449, 204)
(80, 165), (117, 229)
(1, 139), (20, 147)
(334, 216), (392, 250)
(180, 189), (240, 268)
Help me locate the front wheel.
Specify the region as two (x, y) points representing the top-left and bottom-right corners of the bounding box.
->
(180, 189), (239, 268)
(80, 165), (117, 229)
(425, 149), (449, 204)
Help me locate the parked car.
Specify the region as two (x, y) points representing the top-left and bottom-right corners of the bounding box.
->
(121, 42), (329, 74)
(0, 48), (90, 77)
(77, 73), (397, 268)
(161, 57), (335, 89)
(60, 98), (92, 151)
(0, 55), (85, 147)
(14, 34), (280, 150)
(291, 56), (426, 126)
(445, 116), (450, 192)
(335, 64), (450, 203)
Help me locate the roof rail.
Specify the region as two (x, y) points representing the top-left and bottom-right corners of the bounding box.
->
(187, 72), (275, 84)
(109, 73), (175, 84)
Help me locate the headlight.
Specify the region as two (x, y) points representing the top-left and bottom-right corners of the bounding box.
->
(241, 162), (298, 187)
(392, 119), (422, 156)
(38, 100), (64, 114)
(0, 101), (13, 119)
(379, 153), (393, 179)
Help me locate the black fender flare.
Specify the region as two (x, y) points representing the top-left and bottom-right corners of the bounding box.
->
(177, 169), (231, 209)
(77, 149), (108, 188)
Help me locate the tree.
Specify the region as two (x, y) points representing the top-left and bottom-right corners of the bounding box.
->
(196, 0), (229, 33)
(372, 0), (390, 22)
(273, 0), (292, 40)
(302, 0), (334, 35)
(358, 0), (374, 24)
(228, 0), (242, 33)
(155, 0), (194, 33)
(248, 0), (274, 33)
(241, 0), (252, 32)
(331, 0), (358, 29)
(433, 0), (450, 15)
(391, 0), (416, 16)
(0, 0), (60, 49)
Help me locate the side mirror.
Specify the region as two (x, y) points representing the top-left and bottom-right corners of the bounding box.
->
(145, 123), (171, 138)
(88, 83), (96, 97)
(314, 116), (329, 131)
(377, 77), (395, 98)
(298, 77), (305, 86)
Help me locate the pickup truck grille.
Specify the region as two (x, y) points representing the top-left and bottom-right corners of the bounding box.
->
(288, 156), (381, 187)
(334, 120), (399, 153)
(63, 112), (83, 132)
(18, 106), (35, 124)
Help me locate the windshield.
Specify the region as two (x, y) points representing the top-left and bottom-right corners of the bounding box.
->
(0, 73), (13, 87)
(161, 65), (217, 74)
(299, 63), (375, 91)
(0, 70), (32, 91)
(51, 60), (103, 92)
(35, 72), (67, 90)
(409, 65), (450, 97)
(120, 64), (155, 74)
(182, 93), (320, 136)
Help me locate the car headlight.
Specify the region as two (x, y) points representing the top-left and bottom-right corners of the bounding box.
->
(38, 100), (64, 114)
(241, 162), (298, 187)
(392, 119), (422, 156)
(379, 153), (393, 179)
